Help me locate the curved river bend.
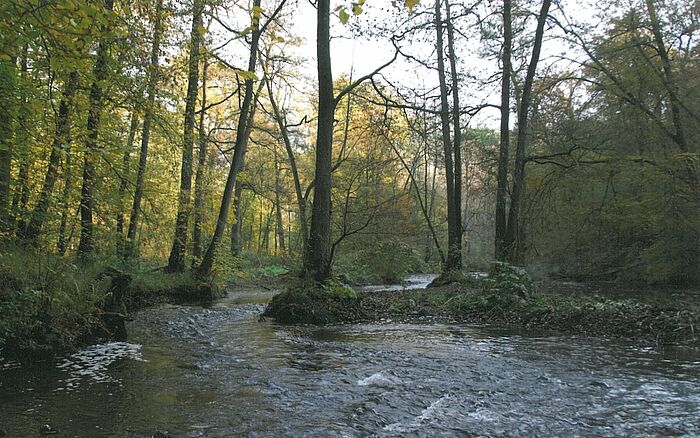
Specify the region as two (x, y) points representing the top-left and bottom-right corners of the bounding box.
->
(1, 282), (699, 437)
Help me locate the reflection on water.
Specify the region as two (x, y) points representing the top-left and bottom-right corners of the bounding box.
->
(1, 286), (699, 437)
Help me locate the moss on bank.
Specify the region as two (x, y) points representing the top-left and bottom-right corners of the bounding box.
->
(263, 280), (362, 324)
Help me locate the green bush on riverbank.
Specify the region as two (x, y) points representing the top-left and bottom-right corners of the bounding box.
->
(0, 247), (217, 357)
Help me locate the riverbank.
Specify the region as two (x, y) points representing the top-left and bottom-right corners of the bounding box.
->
(0, 247), (220, 359)
(357, 286), (698, 346)
(264, 267), (699, 347)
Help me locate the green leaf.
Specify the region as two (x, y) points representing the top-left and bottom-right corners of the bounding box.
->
(339, 9), (350, 24)
(352, 4), (363, 15)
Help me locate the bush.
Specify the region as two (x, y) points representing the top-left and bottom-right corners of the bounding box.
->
(334, 240), (426, 285)
(0, 247), (108, 355)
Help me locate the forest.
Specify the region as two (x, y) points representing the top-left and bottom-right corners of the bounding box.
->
(0, 0), (699, 435)
(0, 0), (698, 342)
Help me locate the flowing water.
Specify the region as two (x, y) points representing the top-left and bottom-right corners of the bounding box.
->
(1, 277), (699, 437)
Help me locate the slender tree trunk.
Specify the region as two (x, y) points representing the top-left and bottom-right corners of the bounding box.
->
(21, 71), (79, 244)
(192, 59), (209, 261)
(13, 44), (31, 232)
(197, 0), (262, 275)
(77, 0), (115, 258)
(264, 75), (308, 252)
(0, 41), (16, 230)
(263, 206), (273, 253)
(116, 114), (138, 256)
(168, 0), (204, 272)
(230, 179), (245, 256)
(274, 150), (286, 254)
(504, 0), (551, 263)
(303, 0), (335, 283)
(445, 0), (463, 269)
(126, 0), (163, 258)
(228, 76), (264, 258)
(434, 0), (459, 273)
(495, 0), (512, 261)
(57, 141), (73, 255)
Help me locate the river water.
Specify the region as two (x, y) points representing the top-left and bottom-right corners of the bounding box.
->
(1, 278), (699, 437)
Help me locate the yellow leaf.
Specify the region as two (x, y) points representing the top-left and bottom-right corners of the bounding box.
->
(235, 69), (259, 81)
(404, 0), (419, 12)
(339, 9), (350, 24)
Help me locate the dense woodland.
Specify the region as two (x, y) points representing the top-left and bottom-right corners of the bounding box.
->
(0, 0), (697, 290)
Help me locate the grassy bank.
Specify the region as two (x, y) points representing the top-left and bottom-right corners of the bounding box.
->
(0, 247), (219, 359)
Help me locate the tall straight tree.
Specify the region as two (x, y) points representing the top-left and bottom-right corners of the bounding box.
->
(168, 0), (204, 272)
(503, 0), (551, 262)
(303, 0), (335, 282)
(434, 0), (461, 273)
(444, 0), (463, 271)
(192, 58), (209, 262)
(495, 0), (512, 261)
(12, 44), (31, 232)
(78, 0), (115, 257)
(21, 71), (79, 244)
(116, 113), (139, 256)
(126, 0), (164, 258)
(0, 37), (16, 230)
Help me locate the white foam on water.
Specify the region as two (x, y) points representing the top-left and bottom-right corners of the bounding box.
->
(55, 342), (144, 389)
(357, 372), (397, 387)
(383, 394), (453, 433)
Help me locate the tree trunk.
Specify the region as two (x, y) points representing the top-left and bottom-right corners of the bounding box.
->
(21, 71), (79, 244)
(13, 44), (31, 233)
(126, 0), (164, 258)
(0, 43), (16, 230)
(264, 75), (308, 253)
(197, 0), (262, 275)
(274, 150), (286, 254)
(57, 139), (73, 255)
(434, 0), (459, 273)
(230, 179), (245, 256)
(116, 113), (139, 257)
(495, 0), (512, 262)
(445, 0), (463, 270)
(168, 0), (204, 272)
(303, 0), (335, 283)
(77, 0), (115, 258)
(192, 58), (209, 262)
(504, 0), (551, 263)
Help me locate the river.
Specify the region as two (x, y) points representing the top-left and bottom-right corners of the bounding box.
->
(1, 277), (699, 437)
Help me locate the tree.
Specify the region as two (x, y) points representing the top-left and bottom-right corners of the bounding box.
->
(168, 0), (205, 272)
(197, 0), (271, 276)
(502, 0), (551, 263)
(77, 0), (116, 257)
(21, 72), (79, 245)
(494, 0), (512, 262)
(126, 0), (165, 258)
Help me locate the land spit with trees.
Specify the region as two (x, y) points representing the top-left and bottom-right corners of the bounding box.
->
(0, 0), (698, 357)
